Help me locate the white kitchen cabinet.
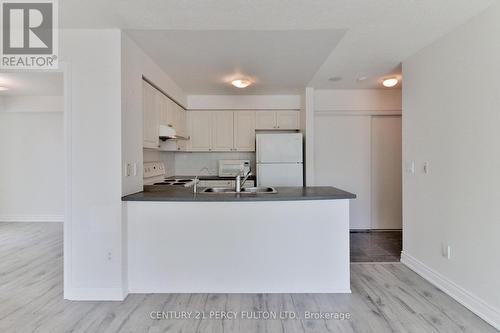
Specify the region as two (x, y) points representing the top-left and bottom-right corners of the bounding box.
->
(143, 79), (188, 150)
(158, 94), (170, 128)
(143, 81), (160, 149)
(256, 111), (299, 130)
(174, 103), (186, 136)
(256, 111), (276, 129)
(187, 111), (212, 151)
(212, 111), (234, 151)
(165, 98), (176, 128)
(186, 110), (296, 152)
(276, 111), (300, 129)
(234, 111), (256, 151)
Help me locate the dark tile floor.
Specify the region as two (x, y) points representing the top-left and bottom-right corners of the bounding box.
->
(350, 230), (402, 262)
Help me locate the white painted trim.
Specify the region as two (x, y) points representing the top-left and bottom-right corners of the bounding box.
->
(0, 215), (63, 222)
(60, 61), (73, 303)
(64, 287), (127, 301)
(315, 110), (402, 116)
(401, 251), (500, 331)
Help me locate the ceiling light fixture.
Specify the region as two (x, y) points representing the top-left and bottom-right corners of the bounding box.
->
(0, 86), (8, 91)
(231, 79), (251, 88)
(382, 78), (399, 88)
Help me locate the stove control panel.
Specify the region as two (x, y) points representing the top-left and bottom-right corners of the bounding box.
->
(143, 162), (166, 179)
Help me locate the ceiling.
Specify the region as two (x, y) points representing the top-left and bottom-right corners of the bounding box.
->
(126, 30), (345, 94)
(59, 0), (496, 93)
(0, 72), (63, 96)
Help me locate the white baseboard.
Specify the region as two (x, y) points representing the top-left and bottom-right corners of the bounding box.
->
(401, 251), (500, 331)
(0, 215), (63, 222)
(64, 287), (127, 301)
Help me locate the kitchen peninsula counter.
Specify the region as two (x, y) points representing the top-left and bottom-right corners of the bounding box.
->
(124, 185), (355, 294)
(122, 186), (356, 202)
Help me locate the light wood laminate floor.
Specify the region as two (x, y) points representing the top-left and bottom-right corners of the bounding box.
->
(0, 222), (496, 333)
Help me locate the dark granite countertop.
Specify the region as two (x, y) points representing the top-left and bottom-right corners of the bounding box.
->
(122, 186), (356, 202)
(167, 175), (256, 181)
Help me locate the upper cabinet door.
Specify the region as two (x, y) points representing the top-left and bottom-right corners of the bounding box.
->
(165, 98), (177, 129)
(234, 111), (256, 151)
(187, 111), (212, 151)
(143, 81), (159, 149)
(175, 104), (187, 137)
(158, 93), (169, 127)
(276, 111), (300, 129)
(256, 111), (277, 129)
(172, 102), (186, 136)
(211, 111), (234, 151)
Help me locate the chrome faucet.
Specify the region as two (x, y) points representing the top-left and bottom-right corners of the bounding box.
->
(235, 167), (251, 193)
(193, 167), (209, 194)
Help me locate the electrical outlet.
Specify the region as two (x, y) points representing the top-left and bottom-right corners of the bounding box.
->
(107, 251), (113, 261)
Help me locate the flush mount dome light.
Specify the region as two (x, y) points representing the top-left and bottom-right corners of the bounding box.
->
(231, 79), (251, 88)
(382, 78), (399, 88)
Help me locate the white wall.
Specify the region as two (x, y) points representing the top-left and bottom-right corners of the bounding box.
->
(313, 89), (402, 229)
(61, 29), (124, 300)
(121, 32), (187, 196)
(315, 89), (402, 112)
(187, 94), (301, 110)
(402, 4), (500, 329)
(1, 96), (63, 113)
(0, 112), (64, 221)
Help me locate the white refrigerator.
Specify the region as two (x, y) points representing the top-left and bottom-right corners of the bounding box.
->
(256, 132), (303, 186)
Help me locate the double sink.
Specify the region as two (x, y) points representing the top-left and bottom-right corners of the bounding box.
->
(201, 186), (277, 194)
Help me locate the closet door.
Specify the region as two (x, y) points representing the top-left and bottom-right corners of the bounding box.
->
(371, 116), (402, 229)
(314, 115), (372, 229)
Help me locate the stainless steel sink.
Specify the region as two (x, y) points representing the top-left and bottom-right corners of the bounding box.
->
(240, 187), (277, 193)
(201, 186), (277, 194)
(201, 187), (236, 193)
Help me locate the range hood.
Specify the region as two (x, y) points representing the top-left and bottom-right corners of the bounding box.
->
(159, 125), (189, 141)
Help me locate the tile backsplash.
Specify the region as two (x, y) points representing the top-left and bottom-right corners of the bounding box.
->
(143, 150), (256, 177)
(174, 152), (256, 176)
